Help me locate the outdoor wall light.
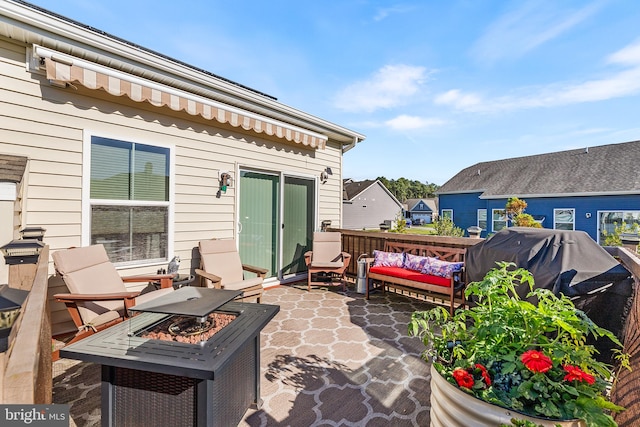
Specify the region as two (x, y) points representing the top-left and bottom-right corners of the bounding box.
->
(320, 167), (333, 183)
(219, 172), (233, 193)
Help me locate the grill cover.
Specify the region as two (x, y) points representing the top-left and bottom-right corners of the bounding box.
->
(465, 227), (634, 362)
(466, 227), (631, 297)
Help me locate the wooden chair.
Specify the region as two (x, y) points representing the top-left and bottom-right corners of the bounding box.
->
(195, 239), (267, 302)
(52, 244), (175, 355)
(304, 232), (351, 291)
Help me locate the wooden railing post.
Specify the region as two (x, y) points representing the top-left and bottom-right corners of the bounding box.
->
(8, 263), (38, 291)
(1, 245), (52, 404)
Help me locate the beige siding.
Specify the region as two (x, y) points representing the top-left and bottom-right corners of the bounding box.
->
(0, 37), (344, 334)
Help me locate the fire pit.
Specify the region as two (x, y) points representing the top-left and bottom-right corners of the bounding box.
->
(60, 287), (279, 427)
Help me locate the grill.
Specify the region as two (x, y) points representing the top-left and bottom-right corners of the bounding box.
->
(60, 287), (279, 427)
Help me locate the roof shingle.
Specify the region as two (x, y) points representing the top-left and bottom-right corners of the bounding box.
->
(437, 140), (640, 197)
(0, 155), (28, 183)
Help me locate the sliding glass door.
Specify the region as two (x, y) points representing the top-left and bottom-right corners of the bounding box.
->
(238, 169), (315, 281)
(282, 176), (315, 277)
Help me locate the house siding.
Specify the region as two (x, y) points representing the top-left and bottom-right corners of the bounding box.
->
(343, 183), (403, 230)
(440, 190), (640, 241)
(0, 37), (346, 334)
(438, 192), (485, 232)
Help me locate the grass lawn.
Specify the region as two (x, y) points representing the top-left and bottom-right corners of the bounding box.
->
(403, 224), (436, 235)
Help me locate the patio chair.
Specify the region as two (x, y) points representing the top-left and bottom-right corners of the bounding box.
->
(52, 244), (175, 353)
(304, 232), (352, 291)
(195, 239), (267, 302)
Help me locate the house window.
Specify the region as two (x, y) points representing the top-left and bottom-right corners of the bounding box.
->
(441, 209), (453, 220)
(89, 136), (171, 265)
(554, 209), (575, 230)
(477, 209), (487, 230)
(492, 209), (507, 232)
(599, 211), (640, 243)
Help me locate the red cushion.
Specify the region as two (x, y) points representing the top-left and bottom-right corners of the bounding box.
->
(369, 266), (451, 287)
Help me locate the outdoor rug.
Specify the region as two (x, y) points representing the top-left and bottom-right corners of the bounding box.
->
(53, 284), (437, 426)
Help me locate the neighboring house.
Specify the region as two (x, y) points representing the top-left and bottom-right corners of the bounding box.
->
(0, 1), (364, 334)
(404, 198), (437, 224)
(436, 140), (640, 241)
(343, 179), (403, 230)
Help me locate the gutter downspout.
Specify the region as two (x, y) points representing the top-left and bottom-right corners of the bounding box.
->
(343, 136), (362, 153)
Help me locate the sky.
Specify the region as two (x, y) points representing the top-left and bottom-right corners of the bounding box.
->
(25, 0), (640, 185)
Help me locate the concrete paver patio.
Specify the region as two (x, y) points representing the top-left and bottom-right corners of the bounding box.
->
(53, 284), (437, 426)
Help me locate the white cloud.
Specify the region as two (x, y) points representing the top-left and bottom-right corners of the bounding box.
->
(607, 38), (640, 66)
(434, 90), (482, 109)
(333, 65), (428, 113)
(471, 0), (604, 64)
(438, 39), (640, 114)
(384, 115), (446, 130)
(373, 5), (414, 22)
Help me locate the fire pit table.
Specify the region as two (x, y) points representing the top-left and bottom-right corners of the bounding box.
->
(60, 287), (279, 427)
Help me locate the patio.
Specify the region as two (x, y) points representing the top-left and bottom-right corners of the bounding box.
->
(52, 283), (437, 427)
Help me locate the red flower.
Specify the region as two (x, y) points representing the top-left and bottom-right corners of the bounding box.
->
(453, 368), (475, 388)
(521, 350), (553, 373)
(563, 365), (596, 385)
(475, 363), (492, 386)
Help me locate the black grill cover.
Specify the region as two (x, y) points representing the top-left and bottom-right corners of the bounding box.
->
(465, 227), (634, 362)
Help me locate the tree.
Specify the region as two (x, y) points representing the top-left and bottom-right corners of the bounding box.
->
(376, 176), (440, 202)
(391, 212), (410, 234)
(433, 217), (464, 237)
(505, 197), (541, 228)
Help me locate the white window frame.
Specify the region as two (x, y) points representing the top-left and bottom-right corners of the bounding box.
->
(492, 209), (507, 232)
(598, 210), (640, 244)
(82, 131), (175, 268)
(477, 209), (487, 230)
(441, 209), (453, 220)
(553, 208), (575, 231)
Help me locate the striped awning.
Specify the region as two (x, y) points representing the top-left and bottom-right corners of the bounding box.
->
(35, 45), (327, 149)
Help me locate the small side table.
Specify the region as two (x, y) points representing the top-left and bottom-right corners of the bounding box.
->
(151, 274), (195, 290)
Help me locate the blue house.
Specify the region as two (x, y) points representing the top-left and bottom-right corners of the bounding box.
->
(404, 198), (437, 224)
(436, 140), (640, 242)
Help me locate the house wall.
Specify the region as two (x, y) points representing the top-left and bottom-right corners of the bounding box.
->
(438, 192), (485, 234)
(343, 183), (403, 229)
(0, 37), (344, 333)
(440, 191), (640, 241)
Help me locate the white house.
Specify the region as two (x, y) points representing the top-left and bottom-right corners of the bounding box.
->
(342, 179), (403, 230)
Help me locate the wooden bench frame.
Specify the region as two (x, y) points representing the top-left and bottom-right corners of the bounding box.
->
(366, 242), (466, 314)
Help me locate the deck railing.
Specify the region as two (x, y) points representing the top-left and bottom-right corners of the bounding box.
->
(335, 229), (483, 277)
(605, 247), (640, 426)
(0, 245), (52, 404)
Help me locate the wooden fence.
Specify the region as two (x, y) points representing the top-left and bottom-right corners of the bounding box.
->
(336, 229), (483, 277)
(0, 245), (52, 403)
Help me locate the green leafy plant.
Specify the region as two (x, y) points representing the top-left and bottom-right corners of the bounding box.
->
(433, 217), (464, 237)
(408, 262), (630, 427)
(602, 221), (639, 252)
(391, 212), (410, 234)
(506, 197), (541, 228)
